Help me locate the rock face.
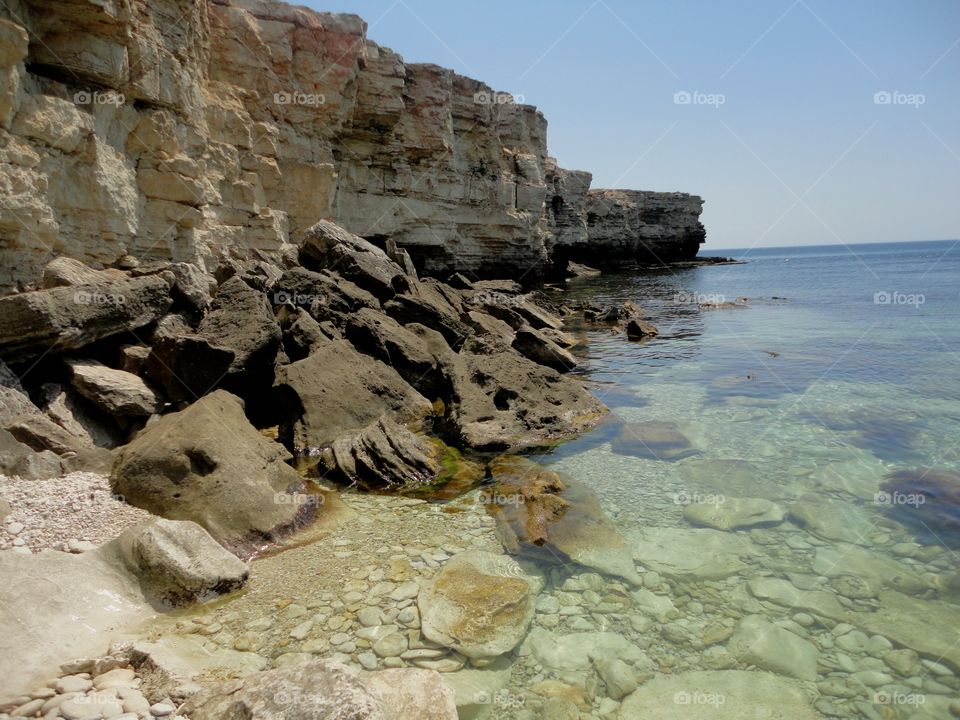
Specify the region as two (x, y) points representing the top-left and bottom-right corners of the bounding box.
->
(0, 1), (704, 293)
(111, 390), (307, 550)
(418, 550), (536, 659)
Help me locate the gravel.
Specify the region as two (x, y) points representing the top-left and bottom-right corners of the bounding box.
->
(0, 471), (153, 553)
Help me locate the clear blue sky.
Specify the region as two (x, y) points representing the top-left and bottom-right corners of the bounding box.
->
(308, 0), (960, 249)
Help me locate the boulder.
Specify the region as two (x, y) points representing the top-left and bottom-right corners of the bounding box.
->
(512, 326), (577, 373)
(811, 544), (931, 596)
(437, 658), (512, 720)
(384, 292), (472, 348)
(488, 456), (641, 585)
(418, 550), (536, 658)
(195, 275), (282, 379)
(726, 615), (819, 681)
(0, 427), (63, 479)
(444, 336), (606, 451)
(279, 306), (329, 361)
(4, 412), (85, 455)
(166, 262), (216, 312)
(625, 318), (658, 339)
(618, 670), (819, 719)
(117, 518), (249, 606)
(611, 421), (697, 461)
(41, 257), (121, 288)
(525, 628), (651, 674)
(67, 359), (160, 416)
(361, 668), (458, 720)
(0, 274), (172, 360)
(143, 334), (236, 403)
(274, 339), (432, 454)
(788, 496), (875, 545)
(746, 577), (849, 621)
(300, 220), (408, 299)
(274, 266), (381, 319)
(683, 497), (785, 530)
(320, 416), (442, 490)
(111, 390), (305, 549)
(39, 382), (122, 448)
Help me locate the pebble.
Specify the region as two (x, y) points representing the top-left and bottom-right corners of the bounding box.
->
(358, 651), (378, 670)
(149, 704), (174, 717)
(7, 521), (24, 535)
(12, 699), (46, 717)
(921, 659), (952, 676)
(54, 677), (94, 694)
(389, 582), (419, 601)
(373, 632), (408, 658)
(289, 620), (313, 640)
(93, 668), (135, 690)
(357, 607), (382, 627)
(851, 670), (893, 687)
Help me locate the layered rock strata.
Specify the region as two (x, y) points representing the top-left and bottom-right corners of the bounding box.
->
(0, 0), (704, 293)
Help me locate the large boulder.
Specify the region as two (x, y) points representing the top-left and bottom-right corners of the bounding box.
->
(111, 390), (306, 549)
(143, 335), (235, 403)
(443, 336), (605, 451)
(300, 220), (409, 299)
(418, 550), (536, 659)
(182, 659), (457, 720)
(487, 456), (641, 585)
(67, 359), (160, 416)
(274, 266), (380, 319)
(117, 518), (250, 606)
(0, 274), (172, 360)
(274, 339), (432, 454)
(383, 291), (472, 348)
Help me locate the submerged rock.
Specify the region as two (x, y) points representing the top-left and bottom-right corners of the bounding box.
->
(112, 390), (306, 550)
(418, 550), (536, 658)
(746, 576), (849, 621)
(726, 615), (819, 681)
(683, 497), (785, 530)
(611, 420), (697, 461)
(631, 527), (759, 580)
(619, 669), (819, 719)
(788, 496), (876, 545)
(879, 467), (960, 534)
(487, 455), (641, 585)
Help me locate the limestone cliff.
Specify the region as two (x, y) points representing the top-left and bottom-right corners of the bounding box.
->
(0, 0), (704, 293)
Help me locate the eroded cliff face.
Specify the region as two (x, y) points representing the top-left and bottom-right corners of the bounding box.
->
(0, 0), (704, 293)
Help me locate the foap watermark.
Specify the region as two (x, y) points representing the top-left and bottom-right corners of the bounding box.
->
(874, 91), (925, 108)
(74, 289), (126, 307)
(273, 290), (324, 307)
(674, 90), (725, 108)
(874, 490), (925, 508)
(274, 91), (325, 107)
(675, 291), (725, 306)
(473, 91), (524, 106)
(873, 691), (925, 706)
(873, 290), (925, 308)
(477, 490), (524, 507)
(673, 490), (725, 507)
(472, 690), (526, 709)
(274, 492), (324, 507)
(74, 90), (125, 106)
(673, 690), (726, 707)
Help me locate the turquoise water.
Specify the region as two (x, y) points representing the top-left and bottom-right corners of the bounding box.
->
(530, 240), (960, 718)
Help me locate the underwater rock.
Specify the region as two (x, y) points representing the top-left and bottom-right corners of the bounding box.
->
(631, 526), (759, 580)
(611, 421), (697, 461)
(788, 496), (876, 545)
(879, 467), (960, 534)
(726, 615), (819, 681)
(683, 497), (785, 530)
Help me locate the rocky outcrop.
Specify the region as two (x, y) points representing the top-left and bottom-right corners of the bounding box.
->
(554, 190), (706, 269)
(0, 0), (704, 294)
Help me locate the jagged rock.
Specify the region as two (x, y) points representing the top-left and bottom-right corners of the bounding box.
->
(67, 359), (159, 416)
(344, 308), (442, 397)
(0, 275), (172, 360)
(142, 334), (235, 403)
(111, 390), (306, 549)
(117, 518), (249, 606)
(119, 344), (152, 374)
(4, 412), (86, 455)
(418, 550), (536, 658)
(625, 318), (658, 339)
(464, 310), (515, 342)
(487, 456), (641, 585)
(726, 615), (819, 681)
(300, 220), (409, 299)
(321, 416), (442, 490)
(279, 306), (328, 361)
(195, 275), (281, 379)
(683, 497), (785, 530)
(384, 292), (472, 348)
(274, 339), (432, 453)
(274, 266), (380, 319)
(166, 262), (216, 312)
(611, 421), (697, 461)
(41, 257), (121, 288)
(619, 670), (819, 719)
(512, 326), (577, 372)
(444, 336), (605, 451)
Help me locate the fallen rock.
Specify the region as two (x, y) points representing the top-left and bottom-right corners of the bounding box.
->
(488, 455), (641, 585)
(384, 291), (472, 348)
(39, 382), (122, 448)
(111, 390), (305, 550)
(726, 615), (819, 681)
(418, 550), (536, 658)
(275, 339), (432, 453)
(0, 274), (172, 360)
(67, 359), (159, 416)
(117, 518), (249, 606)
(683, 497), (785, 530)
(611, 421), (697, 461)
(300, 220), (408, 299)
(619, 670), (819, 719)
(512, 326), (577, 373)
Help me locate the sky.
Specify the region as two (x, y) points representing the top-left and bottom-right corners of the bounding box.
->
(309, 0), (960, 249)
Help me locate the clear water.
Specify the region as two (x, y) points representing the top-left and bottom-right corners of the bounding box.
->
(527, 239), (960, 717)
